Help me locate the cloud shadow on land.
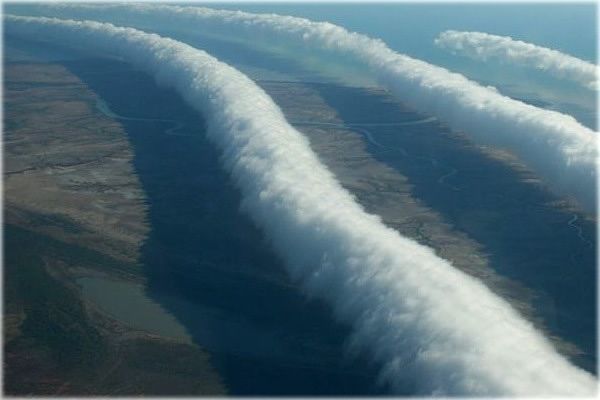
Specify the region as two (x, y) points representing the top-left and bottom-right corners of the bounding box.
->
(309, 82), (597, 374)
(63, 57), (386, 396)
(14, 3), (596, 212)
(7, 15), (594, 394)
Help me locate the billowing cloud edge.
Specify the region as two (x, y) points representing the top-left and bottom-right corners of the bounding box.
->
(8, 2), (598, 213)
(435, 30), (599, 91)
(5, 14), (597, 396)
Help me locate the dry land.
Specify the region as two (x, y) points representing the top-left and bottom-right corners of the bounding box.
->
(4, 49), (225, 395)
(260, 79), (595, 368)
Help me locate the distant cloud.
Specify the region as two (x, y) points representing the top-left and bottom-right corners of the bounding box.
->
(5, 14), (596, 396)
(435, 30), (598, 91)
(13, 3), (597, 212)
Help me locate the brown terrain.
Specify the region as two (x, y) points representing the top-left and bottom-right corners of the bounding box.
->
(3, 31), (594, 395)
(3, 46), (225, 395)
(259, 79), (587, 362)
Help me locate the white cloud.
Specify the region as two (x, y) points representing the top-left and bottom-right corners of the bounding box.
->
(5, 14), (597, 396)
(435, 30), (599, 91)
(12, 3), (598, 213)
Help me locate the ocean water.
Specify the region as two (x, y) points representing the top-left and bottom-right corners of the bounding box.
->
(6, 4), (597, 394)
(210, 2), (598, 128)
(212, 3), (597, 62)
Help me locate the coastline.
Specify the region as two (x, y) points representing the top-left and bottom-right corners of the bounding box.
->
(4, 29), (596, 396)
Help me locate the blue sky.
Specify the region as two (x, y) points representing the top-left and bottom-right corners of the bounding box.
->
(212, 3), (597, 63)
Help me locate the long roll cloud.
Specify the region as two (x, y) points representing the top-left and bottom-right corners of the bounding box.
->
(435, 30), (599, 91)
(6, 14), (596, 396)
(10, 3), (599, 213)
